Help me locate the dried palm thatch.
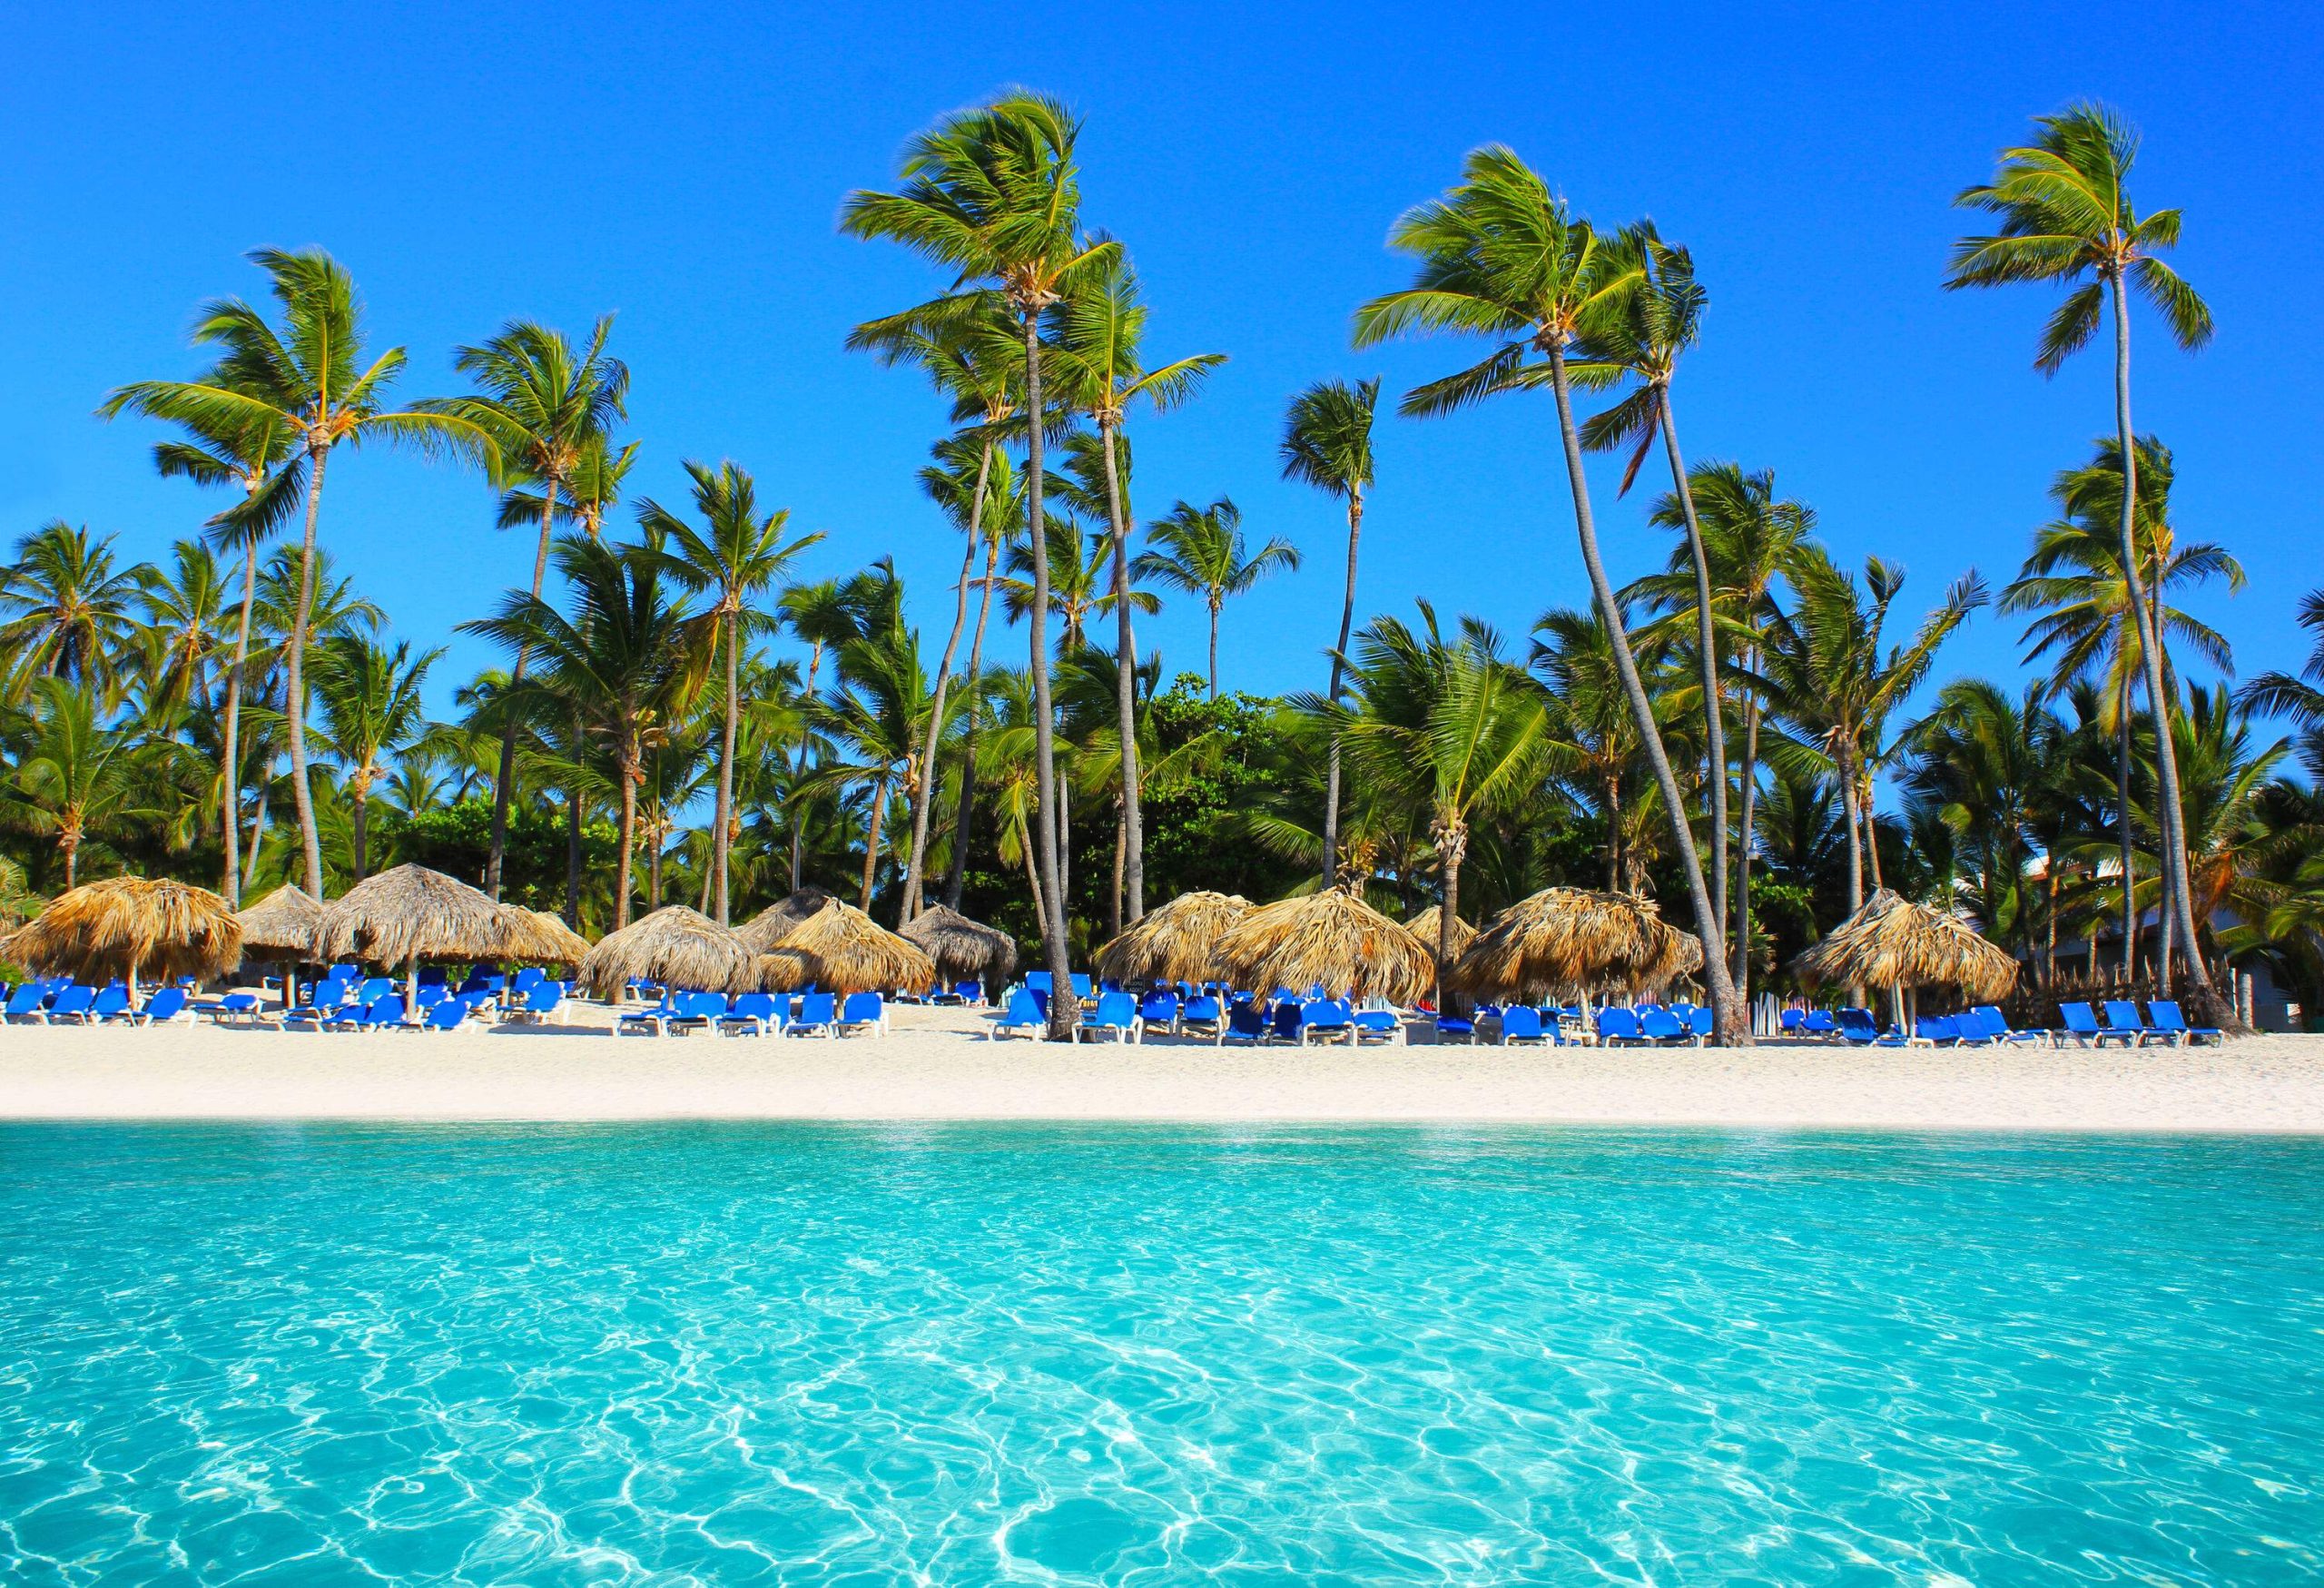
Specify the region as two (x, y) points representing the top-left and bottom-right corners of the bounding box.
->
(1403, 904), (1475, 960)
(1792, 888), (2018, 1002)
(1212, 886), (1434, 1003)
(737, 887), (833, 954)
(234, 884), (324, 960)
(1095, 891), (1253, 985)
(755, 898), (936, 995)
(901, 904), (1017, 986)
(1, 876), (242, 987)
(314, 865), (522, 969)
(1454, 888), (1699, 1001)
(502, 908), (593, 966)
(578, 905), (757, 1000)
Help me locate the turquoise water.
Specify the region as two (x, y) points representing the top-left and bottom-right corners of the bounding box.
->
(1, 1126), (2319, 1585)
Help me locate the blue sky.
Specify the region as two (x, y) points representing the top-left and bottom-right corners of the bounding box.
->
(5, 1), (2319, 730)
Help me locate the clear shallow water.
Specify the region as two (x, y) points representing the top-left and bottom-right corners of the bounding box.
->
(0, 1126), (2319, 1587)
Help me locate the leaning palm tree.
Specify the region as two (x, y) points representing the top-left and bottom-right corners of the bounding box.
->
(639, 459), (821, 924)
(842, 90), (1118, 1038)
(0, 520), (152, 703)
(1946, 101), (2221, 1010)
(308, 632), (441, 882)
(1280, 376), (1378, 887)
(424, 317), (627, 901)
(1351, 148), (1748, 1041)
(1134, 498), (1300, 698)
(102, 248), (496, 898)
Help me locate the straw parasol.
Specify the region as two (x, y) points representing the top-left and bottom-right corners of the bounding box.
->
(236, 884), (323, 959)
(314, 863), (531, 1008)
(1, 876), (241, 992)
(502, 908), (593, 967)
(754, 898), (936, 995)
(1095, 891), (1252, 986)
(1791, 888), (2017, 1004)
(1404, 904), (1475, 961)
(900, 903), (1016, 990)
(577, 905), (757, 1001)
(1211, 886), (1434, 1003)
(737, 887), (832, 954)
(1454, 888), (1700, 1001)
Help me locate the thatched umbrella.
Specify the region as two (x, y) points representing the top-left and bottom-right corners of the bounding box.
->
(1454, 888), (1699, 1003)
(502, 908), (593, 967)
(1404, 904), (1475, 962)
(577, 905), (757, 1001)
(234, 883), (324, 1005)
(1792, 888), (2017, 1020)
(755, 898), (935, 995)
(1095, 891), (1252, 986)
(900, 904), (1016, 992)
(2, 876), (241, 994)
(737, 887), (832, 954)
(314, 863), (527, 1009)
(1211, 887), (1434, 1003)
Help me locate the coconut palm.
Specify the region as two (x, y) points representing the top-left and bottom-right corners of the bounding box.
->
(0, 520), (151, 703)
(639, 459), (821, 923)
(7, 678), (137, 889)
(1531, 605), (1657, 893)
(842, 90), (1119, 1037)
(1280, 377), (1380, 889)
(1134, 498), (1299, 699)
(814, 589), (931, 912)
(923, 440), (1028, 910)
(1901, 679), (2065, 955)
(1352, 149), (1748, 1041)
(1947, 101), (2221, 1008)
(1001, 515), (1152, 655)
(2240, 589), (2324, 778)
(102, 248), (495, 898)
(308, 633), (441, 882)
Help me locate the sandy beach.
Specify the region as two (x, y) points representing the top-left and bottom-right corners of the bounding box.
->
(4, 1001), (2322, 1131)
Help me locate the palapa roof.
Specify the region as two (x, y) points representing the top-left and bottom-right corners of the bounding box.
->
(503, 908), (593, 966)
(577, 905), (757, 999)
(754, 899), (936, 994)
(737, 888), (833, 953)
(234, 883), (324, 959)
(1792, 888), (2018, 1001)
(314, 864), (525, 967)
(1454, 887), (1700, 1000)
(2, 876), (242, 983)
(1095, 891), (1252, 985)
(1212, 886), (1434, 1003)
(900, 904), (1017, 984)
(1403, 904), (1475, 959)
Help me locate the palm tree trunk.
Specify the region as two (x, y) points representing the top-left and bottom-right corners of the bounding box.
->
(285, 448), (328, 899)
(714, 609), (739, 923)
(1840, 753), (1865, 913)
(1098, 420), (1145, 923)
(901, 446), (990, 925)
(1863, 773), (1885, 892)
(647, 810), (663, 909)
(565, 783), (583, 927)
(220, 544), (259, 907)
(1016, 809), (1047, 932)
(944, 536), (1001, 911)
(350, 783), (369, 883)
(1658, 393), (1728, 946)
(1207, 599), (1220, 701)
(860, 774), (890, 909)
(1545, 345), (1747, 1043)
(1321, 491), (1364, 887)
(1733, 679), (1762, 999)
(486, 490), (557, 901)
(789, 646), (824, 893)
(2107, 274), (2213, 1001)
(1109, 802), (1125, 942)
(614, 749), (639, 932)
(1021, 311), (1076, 1039)
(2117, 695), (2137, 978)
(1436, 822), (1467, 1015)
(60, 829), (78, 891)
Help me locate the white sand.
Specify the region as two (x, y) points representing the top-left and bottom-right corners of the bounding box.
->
(4, 1001), (2322, 1131)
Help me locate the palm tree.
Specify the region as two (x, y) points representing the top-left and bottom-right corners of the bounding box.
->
(8, 677), (136, 889)
(639, 459), (821, 923)
(1134, 498), (1300, 698)
(464, 537), (704, 929)
(103, 247), (495, 898)
(1352, 149), (1748, 1041)
(2240, 589), (2324, 778)
(815, 583), (930, 912)
(309, 633), (441, 882)
(0, 520), (151, 703)
(1575, 224), (1728, 940)
(135, 540), (233, 719)
(1947, 101), (2221, 1009)
(842, 90), (1118, 1038)
(1532, 606), (1653, 893)
(426, 317), (628, 900)
(778, 575), (877, 891)
(1280, 377), (1379, 887)
(1902, 679), (2064, 954)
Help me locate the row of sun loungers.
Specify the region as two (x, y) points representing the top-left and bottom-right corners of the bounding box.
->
(615, 991), (891, 1038)
(1778, 1000), (2222, 1047)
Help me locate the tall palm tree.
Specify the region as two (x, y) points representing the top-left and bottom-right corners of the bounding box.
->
(778, 574), (879, 892)
(639, 459), (821, 923)
(1902, 678), (2065, 954)
(1532, 605), (1653, 893)
(1352, 148), (1748, 1041)
(1575, 224), (1728, 939)
(426, 317), (628, 900)
(842, 90), (1118, 1038)
(1047, 252), (1225, 923)
(939, 447), (1029, 909)
(464, 537), (705, 929)
(8, 677), (136, 889)
(135, 540), (233, 719)
(309, 633), (441, 882)
(0, 520), (151, 703)
(103, 248), (495, 898)
(1947, 101), (2221, 1008)
(1280, 377), (1378, 887)
(815, 584), (930, 912)
(2240, 589), (2324, 779)
(1135, 498), (1300, 698)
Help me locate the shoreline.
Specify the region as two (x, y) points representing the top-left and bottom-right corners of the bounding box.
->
(5, 1008), (2323, 1133)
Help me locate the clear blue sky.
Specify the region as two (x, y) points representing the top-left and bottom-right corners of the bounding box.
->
(6, 1), (2319, 728)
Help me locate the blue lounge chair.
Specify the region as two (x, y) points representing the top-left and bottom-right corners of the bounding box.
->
(1069, 973), (1095, 1002)
(202, 991), (267, 1025)
(1354, 1009), (1404, 1045)
(1595, 1008), (1645, 1047)
(718, 991), (783, 1036)
(1498, 1005), (1551, 1047)
(617, 995), (685, 1036)
(5, 983), (50, 1023)
(1913, 1013), (1960, 1046)
(111, 986), (191, 1026)
(1802, 1009), (1839, 1040)
(1638, 1007), (1692, 1046)
(990, 987), (1046, 1039)
(44, 986), (98, 1024)
(1178, 994), (1225, 1042)
(1298, 1000), (1354, 1047)
(1971, 1005), (2046, 1046)
(1778, 1008), (1806, 1037)
(1434, 1012), (1477, 1043)
(2054, 1001), (2110, 1046)
(1224, 1002), (1270, 1044)
(86, 984), (132, 1023)
(2102, 1000), (2158, 1047)
(1025, 972), (1053, 997)
(1137, 991), (1180, 1034)
(933, 978), (980, 1006)
(507, 983), (564, 1024)
(791, 991), (839, 1038)
(1267, 1001), (1304, 1043)
(2146, 1001), (2222, 1046)
(663, 991), (727, 1035)
(413, 999), (469, 1032)
(836, 992), (887, 1038)
(1688, 1007), (1715, 1043)
(1836, 1008), (1886, 1046)
(1078, 991), (1140, 1043)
